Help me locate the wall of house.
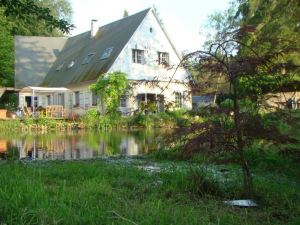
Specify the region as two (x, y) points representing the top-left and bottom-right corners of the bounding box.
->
(265, 92), (300, 109)
(65, 83), (100, 116)
(18, 80), (192, 116)
(18, 91), (73, 116)
(123, 81), (192, 113)
(109, 10), (189, 82)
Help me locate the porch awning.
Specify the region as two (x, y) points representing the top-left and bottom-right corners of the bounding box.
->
(20, 86), (70, 94)
(0, 87), (20, 98)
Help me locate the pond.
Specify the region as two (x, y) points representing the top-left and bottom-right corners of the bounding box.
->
(0, 129), (169, 160)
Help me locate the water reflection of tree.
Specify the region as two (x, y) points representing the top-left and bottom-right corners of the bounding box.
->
(84, 131), (123, 156)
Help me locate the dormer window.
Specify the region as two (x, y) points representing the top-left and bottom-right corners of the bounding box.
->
(158, 52), (169, 66)
(56, 62), (64, 71)
(67, 60), (75, 69)
(132, 49), (144, 64)
(100, 47), (114, 60)
(82, 53), (95, 65)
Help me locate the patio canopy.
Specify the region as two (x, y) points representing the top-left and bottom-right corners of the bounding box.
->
(20, 86), (70, 94)
(0, 87), (20, 98)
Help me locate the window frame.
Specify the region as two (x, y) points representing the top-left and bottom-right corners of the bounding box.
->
(74, 91), (80, 107)
(158, 52), (169, 66)
(92, 92), (99, 106)
(174, 92), (182, 108)
(67, 60), (75, 69)
(100, 47), (114, 60)
(132, 49), (144, 64)
(82, 53), (96, 65)
(55, 62), (64, 71)
(120, 95), (127, 107)
(58, 93), (65, 106)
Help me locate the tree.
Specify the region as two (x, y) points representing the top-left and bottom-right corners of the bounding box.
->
(0, 8), (14, 86)
(123, 10), (129, 18)
(177, 0), (300, 197)
(236, 0), (300, 96)
(0, 0), (74, 35)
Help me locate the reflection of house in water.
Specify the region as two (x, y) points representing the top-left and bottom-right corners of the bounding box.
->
(119, 137), (139, 156)
(0, 139), (7, 153)
(6, 131), (160, 160)
(17, 136), (111, 160)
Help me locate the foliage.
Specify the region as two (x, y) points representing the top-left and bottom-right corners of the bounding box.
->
(123, 9), (129, 17)
(81, 108), (194, 130)
(90, 71), (129, 115)
(236, 0), (300, 94)
(0, 92), (18, 111)
(0, 7), (14, 87)
(81, 108), (120, 130)
(0, 0), (74, 34)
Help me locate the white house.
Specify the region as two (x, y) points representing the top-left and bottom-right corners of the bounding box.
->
(15, 8), (192, 116)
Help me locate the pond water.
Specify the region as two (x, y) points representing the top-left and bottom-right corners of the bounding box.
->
(0, 129), (169, 160)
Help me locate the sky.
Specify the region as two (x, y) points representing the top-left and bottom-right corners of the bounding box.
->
(69, 0), (231, 53)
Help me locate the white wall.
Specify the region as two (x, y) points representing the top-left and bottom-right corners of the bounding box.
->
(109, 10), (190, 82)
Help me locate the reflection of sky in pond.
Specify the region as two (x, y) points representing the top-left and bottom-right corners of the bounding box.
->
(0, 129), (169, 160)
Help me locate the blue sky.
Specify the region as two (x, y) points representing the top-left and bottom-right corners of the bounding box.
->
(69, 0), (230, 52)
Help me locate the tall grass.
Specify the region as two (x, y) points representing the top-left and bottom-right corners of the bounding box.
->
(0, 160), (299, 225)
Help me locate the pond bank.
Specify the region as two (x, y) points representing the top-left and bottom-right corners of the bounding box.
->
(0, 110), (201, 131)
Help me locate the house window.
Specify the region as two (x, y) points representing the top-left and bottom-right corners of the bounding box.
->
(58, 93), (65, 106)
(74, 91), (79, 107)
(120, 95), (127, 107)
(175, 92), (182, 108)
(56, 62), (64, 71)
(33, 97), (38, 108)
(100, 47), (114, 60)
(158, 52), (169, 65)
(92, 92), (99, 106)
(67, 60), (75, 69)
(47, 95), (51, 105)
(82, 53), (95, 64)
(132, 49), (144, 64)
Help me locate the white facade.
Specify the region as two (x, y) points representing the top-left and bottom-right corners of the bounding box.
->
(108, 9), (192, 114)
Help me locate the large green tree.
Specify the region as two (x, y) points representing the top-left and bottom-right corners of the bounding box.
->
(198, 0), (300, 100)
(236, 0), (300, 96)
(0, 0), (73, 87)
(0, 8), (14, 86)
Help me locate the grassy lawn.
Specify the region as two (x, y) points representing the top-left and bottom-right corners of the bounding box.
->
(0, 159), (299, 225)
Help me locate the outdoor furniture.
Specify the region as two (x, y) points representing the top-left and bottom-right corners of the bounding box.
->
(0, 109), (8, 119)
(23, 106), (32, 117)
(46, 105), (65, 118)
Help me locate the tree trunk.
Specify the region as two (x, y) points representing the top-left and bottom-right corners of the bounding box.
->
(232, 80), (252, 197)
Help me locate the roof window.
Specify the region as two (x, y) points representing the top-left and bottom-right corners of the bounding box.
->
(56, 62), (64, 71)
(82, 53), (95, 65)
(100, 47), (114, 60)
(67, 60), (75, 69)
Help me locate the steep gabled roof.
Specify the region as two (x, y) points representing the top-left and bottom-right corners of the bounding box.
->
(42, 8), (151, 87)
(14, 36), (67, 88)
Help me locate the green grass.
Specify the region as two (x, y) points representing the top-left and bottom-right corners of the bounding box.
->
(0, 159), (299, 225)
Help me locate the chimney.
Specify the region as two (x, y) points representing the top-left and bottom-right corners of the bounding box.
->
(91, 19), (98, 38)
